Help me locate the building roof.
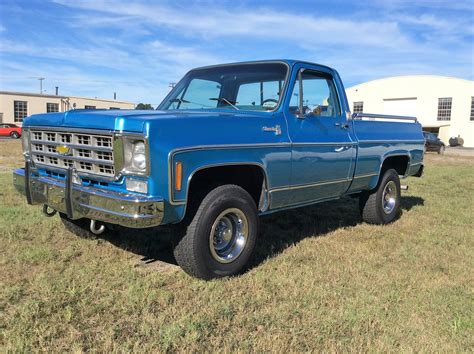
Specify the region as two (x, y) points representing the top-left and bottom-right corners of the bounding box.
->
(0, 90), (133, 104)
(347, 75), (474, 91)
(0, 91), (67, 99)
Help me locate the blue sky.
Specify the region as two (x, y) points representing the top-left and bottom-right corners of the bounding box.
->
(0, 0), (473, 106)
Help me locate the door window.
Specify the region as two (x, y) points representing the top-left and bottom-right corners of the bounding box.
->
(289, 70), (341, 117)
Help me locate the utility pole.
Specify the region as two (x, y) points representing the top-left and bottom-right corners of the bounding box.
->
(169, 82), (176, 89)
(38, 77), (45, 94)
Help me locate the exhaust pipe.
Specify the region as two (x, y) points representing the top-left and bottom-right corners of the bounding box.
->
(42, 204), (57, 217)
(400, 185), (409, 191)
(90, 220), (106, 235)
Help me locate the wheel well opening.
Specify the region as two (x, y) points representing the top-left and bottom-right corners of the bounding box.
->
(187, 164), (266, 211)
(381, 155), (409, 176)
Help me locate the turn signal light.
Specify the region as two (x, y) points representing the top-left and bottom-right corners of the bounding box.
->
(175, 162), (182, 191)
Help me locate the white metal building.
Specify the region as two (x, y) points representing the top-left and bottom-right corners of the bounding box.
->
(0, 91), (135, 125)
(346, 76), (474, 147)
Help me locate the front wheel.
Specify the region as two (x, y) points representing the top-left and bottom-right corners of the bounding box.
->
(173, 185), (259, 280)
(10, 131), (20, 139)
(359, 169), (401, 224)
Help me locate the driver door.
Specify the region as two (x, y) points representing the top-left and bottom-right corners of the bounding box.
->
(284, 64), (356, 205)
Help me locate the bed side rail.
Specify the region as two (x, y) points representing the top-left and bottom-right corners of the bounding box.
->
(352, 113), (417, 123)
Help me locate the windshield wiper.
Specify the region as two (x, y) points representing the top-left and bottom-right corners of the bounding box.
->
(209, 97), (239, 110)
(169, 98), (190, 104)
(170, 98), (215, 109)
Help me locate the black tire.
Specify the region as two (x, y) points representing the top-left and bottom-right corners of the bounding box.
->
(10, 131), (20, 139)
(59, 213), (99, 239)
(359, 168), (401, 225)
(438, 145), (445, 155)
(173, 184), (259, 280)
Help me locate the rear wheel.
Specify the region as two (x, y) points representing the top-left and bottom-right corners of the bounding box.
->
(173, 184), (258, 280)
(438, 145), (445, 154)
(359, 169), (401, 224)
(10, 131), (20, 139)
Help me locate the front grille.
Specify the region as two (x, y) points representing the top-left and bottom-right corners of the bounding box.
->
(29, 129), (115, 178)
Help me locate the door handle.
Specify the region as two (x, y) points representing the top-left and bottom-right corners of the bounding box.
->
(334, 146), (346, 152)
(262, 125), (282, 136)
(335, 122), (349, 129)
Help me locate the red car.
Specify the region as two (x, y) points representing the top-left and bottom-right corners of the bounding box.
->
(0, 123), (22, 139)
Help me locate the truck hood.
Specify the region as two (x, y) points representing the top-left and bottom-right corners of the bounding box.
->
(22, 109), (268, 133)
(23, 109), (169, 133)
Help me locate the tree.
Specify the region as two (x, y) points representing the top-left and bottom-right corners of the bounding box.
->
(135, 103), (154, 110)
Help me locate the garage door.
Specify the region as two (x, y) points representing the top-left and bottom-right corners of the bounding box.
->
(383, 98), (417, 117)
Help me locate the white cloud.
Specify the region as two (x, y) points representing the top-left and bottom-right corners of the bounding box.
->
(1, 0), (471, 103)
(0, 39), (136, 69)
(51, 0), (473, 64)
(394, 13), (474, 38)
(369, 0), (474, 11)
(54, 0), (412, 50)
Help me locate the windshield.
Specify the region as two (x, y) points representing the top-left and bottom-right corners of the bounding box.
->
(158, 62), (288, 112)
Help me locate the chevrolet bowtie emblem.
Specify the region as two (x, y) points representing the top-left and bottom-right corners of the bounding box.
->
(56, 145), (71, 155)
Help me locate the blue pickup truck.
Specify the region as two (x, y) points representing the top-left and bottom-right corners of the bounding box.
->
(14, 60), (424, 279)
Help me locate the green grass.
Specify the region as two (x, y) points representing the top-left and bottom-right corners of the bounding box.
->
(1, 142), (473, 351)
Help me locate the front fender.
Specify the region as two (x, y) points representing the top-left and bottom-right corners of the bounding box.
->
(165, 144), (292, 223)
(168, 147), (276, 205)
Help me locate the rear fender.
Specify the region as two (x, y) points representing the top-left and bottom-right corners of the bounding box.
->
(369, 152), (411, 190)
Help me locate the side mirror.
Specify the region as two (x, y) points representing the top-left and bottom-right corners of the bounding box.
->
(297, 105), (320, 119)
(303, 105), (322, 117)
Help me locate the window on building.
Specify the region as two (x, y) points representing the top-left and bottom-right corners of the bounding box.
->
(85, 105), (96, 109)
(109, 107), (120, 110)
(470, 97), (474, 121)
(46, 103), (59, 113)
(14, 101), (28, 122)
(437, 98), (452, 121)
(353, 101), (363, 113)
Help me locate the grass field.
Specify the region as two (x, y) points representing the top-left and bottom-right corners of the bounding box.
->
(1, 140), (473, 351)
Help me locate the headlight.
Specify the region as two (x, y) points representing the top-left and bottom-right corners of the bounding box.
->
(118, 136), (149, 175)
(22, 129), (30, 156)
(132, 141), (147, 171)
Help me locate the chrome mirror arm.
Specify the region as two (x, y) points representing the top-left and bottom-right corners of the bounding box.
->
(296, 69), (305, 119)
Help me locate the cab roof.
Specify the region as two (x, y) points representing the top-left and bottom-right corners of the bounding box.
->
(192, 59), (336, 73)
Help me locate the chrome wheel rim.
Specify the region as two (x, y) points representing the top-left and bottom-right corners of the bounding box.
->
(209, 208), (248, 263)
(382, 180), (397, 214)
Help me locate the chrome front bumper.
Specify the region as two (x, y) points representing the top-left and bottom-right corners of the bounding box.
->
(13, 164), (164, 228)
